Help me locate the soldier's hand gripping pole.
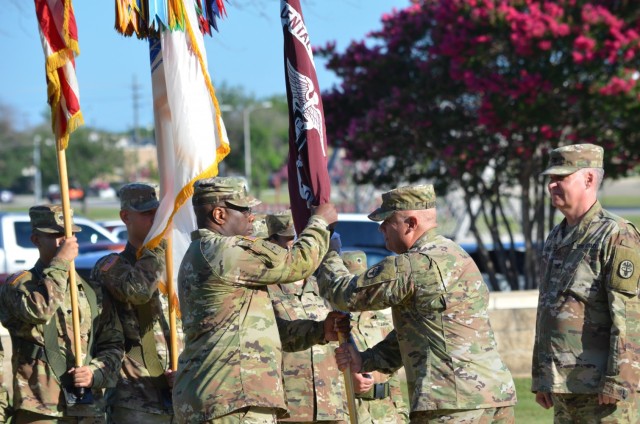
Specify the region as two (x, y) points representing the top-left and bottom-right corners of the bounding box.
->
(56, 149), (86, 401)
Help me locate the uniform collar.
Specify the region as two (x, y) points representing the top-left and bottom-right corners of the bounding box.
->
(555, 200), (602, 248)
(410, 227), (439, 251)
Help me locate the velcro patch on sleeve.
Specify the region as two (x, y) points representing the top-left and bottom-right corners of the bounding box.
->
(239, 239), (285, 265)
(358, 256), (399, 288)
(100, 255), (120, 272)
(6, 270), (29, 286)
(610, 245), (640, 295)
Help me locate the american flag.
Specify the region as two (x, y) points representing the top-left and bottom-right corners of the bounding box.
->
(34, 0), (83, 150)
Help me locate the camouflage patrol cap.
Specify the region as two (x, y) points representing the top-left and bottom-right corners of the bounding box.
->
(368, 184), (437, 222)
(341, 250), (367, 274)
(252, 214), (268, 238)
(119, 182), (160, 212)
(541, 143), (604, 176)
(192, 177), (261, 208)
(266, 210), (296, 238)
(29, 205), (82, 234)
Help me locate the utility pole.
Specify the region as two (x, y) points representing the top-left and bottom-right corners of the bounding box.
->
(132, 75), (142, 180)
(132, 75), (141, 146)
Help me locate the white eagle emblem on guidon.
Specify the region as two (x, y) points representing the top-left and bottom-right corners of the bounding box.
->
(286, 59), (326, 157)
(618, 260), (634, 279)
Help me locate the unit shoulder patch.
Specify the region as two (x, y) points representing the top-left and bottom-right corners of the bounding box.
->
(358, 256), (399, 288)
(610, 245), (640, 295)
(100, 255), (120, 272)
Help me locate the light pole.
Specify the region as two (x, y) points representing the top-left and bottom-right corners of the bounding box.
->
(243, 101), (272, 188)
(33, 135), (42, 203)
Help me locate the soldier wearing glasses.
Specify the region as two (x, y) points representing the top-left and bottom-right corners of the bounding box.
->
(174, 177), (350, 424)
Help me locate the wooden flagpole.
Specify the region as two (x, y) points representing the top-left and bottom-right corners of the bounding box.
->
(165, 236), (179, 371)
(56, 149), (84, 395)
(338, 332), (359, 424)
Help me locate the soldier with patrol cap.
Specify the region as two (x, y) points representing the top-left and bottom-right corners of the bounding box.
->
(532, 144), (640, 422)
(0, 205), (124, 423)
(341, 251), (408, 424)
(92, 182), (181, 423)
(317, 184), (517, 423)
(264, 210), (348, 423)
(174, 177), (350, 424)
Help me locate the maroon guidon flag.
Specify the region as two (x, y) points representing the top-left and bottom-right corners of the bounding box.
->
(281, 0), (331, 234)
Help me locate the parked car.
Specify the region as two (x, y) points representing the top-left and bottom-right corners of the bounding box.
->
(0, 189), (14, 203)
(88, 182), (117, 199)
(47, 184), (85, 202)
(0, 212), (118, 282)
(98, 220), (128, 241)
(335, 213), (393, 266)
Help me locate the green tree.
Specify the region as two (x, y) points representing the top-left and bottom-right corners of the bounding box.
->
(318, 0), (640, 290)
(39, 127), (124, 190)
(214, 84), (290, 194)
(0, 103), (31, 190)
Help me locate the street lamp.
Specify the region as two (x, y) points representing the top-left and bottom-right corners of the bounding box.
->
(243, 101), (272, 187)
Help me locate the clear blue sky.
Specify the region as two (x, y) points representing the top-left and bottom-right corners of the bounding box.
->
(0, 0), (409, 133)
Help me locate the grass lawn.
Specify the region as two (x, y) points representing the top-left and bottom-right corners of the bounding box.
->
(0, 202), (120, 222)
(514, 377), (553, 423)
(600, 195), (640, 208)
(399, 377), (553, 423)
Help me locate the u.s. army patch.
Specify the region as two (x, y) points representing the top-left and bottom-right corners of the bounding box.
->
(366, 265), (383, 279)
(618, 260), (634, 279)
(610, 246), (640, 295)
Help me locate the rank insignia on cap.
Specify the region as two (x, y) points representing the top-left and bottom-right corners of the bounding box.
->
(618, 260), (634, 279)
(366, 265), (383, 279)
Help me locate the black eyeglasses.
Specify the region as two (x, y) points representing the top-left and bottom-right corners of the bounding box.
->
(223, 204), (253, 216)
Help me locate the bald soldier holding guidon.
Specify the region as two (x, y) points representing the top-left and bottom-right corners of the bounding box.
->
(318, 184), (517, 424)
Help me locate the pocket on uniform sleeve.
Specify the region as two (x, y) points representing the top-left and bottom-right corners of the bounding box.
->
(609, 246), (640, 296)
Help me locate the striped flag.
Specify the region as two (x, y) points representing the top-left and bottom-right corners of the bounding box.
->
(281, 0), (331, 234)
(34, 0), (84, 150)
(143, 0), (230, 304)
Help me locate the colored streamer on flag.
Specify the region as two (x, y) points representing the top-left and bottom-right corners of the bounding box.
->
(281, 0), (331, 234)
(35, 0), (84, 150)
(115, 0), (227, 38)
(144, 0), (230, 312)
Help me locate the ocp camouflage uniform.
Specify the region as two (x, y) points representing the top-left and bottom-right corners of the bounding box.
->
(92, 239), (183, 422)
(351, 310), (408, 424)
(341, 251), (408, 424)
(268, 276), (348, 423)
(532, 201), (640, 422)
(0, 339), (10, 422)
(175, 215), (332, 423)
(318, 231), (517, 418)
(0, 259), (124, 421)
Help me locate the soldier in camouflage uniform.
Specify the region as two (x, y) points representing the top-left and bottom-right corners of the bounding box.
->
(264, 210), (348, 423)
(341, 251), (408, 424)
(0, 339), (10, 422)
(317, 184), (517, 423)
(174, 177), (349, 424)
(92, 183), (182, 423)
(0, 205), (124, 423)
(532, 144), (640, 423)
(252, 213), (268, 238)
